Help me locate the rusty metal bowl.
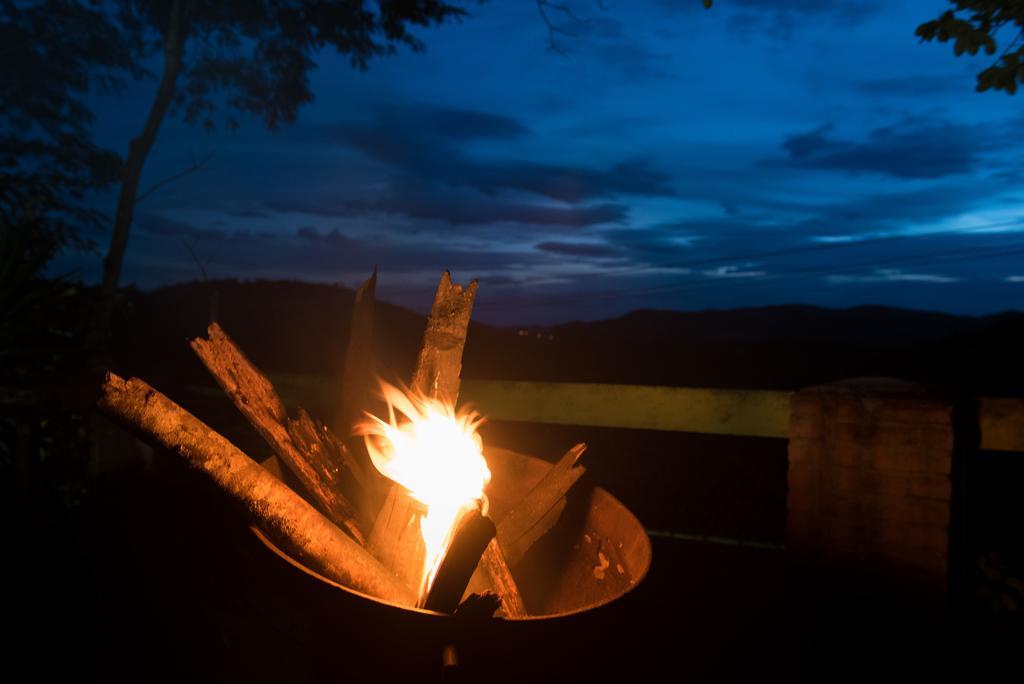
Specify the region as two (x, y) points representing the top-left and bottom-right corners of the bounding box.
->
(252, 446), (651, 679)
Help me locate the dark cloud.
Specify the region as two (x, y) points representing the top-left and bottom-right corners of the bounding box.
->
(307, 104), (675, 203)
(856, 75), (964, 96)
(469, 158), (676, 204)
(727, 0), (874, 15)
(776, 120), (983, 179)
(336, 124), (675, 201)
(227, 209), (272, 219)
(355, 193), (628, 227)
(138, 214), (226, 240)
(600, 225), (702, 256)
(793, 184), (1006, 235)
(535, 241), (623, 258)
(268, 193), (627, 228)
(409, 105), (529, 141)
(573, 16), (675, 82)
(723, 0), (877, 37)
(304, 104), (527, 144)
(137, 214), (275, 244)
(653, 0), (878, 39)
(295, 226), (355, 246)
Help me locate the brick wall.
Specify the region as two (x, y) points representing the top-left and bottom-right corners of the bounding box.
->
(787, 378), (954, 593)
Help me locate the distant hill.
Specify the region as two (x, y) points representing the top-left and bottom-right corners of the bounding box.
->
(545, 305), (998, 346)
(110, 279), (1024, 396)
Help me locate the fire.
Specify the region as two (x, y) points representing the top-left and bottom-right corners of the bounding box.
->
(358, 382), (491, 600)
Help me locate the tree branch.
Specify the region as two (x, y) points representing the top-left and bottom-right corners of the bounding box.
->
(180, 235), (208, 281)
(135, 151), (215, 205)
(536, 0), (586, 56)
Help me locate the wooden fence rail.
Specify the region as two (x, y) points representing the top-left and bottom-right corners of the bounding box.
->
(187, 375), (1024, 453)
(463, 380), (1024, 453)
(459, 380), (792, 439)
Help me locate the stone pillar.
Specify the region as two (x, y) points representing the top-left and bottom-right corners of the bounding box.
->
(787, 378), (955, 598)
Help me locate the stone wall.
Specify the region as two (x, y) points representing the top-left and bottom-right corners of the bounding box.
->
(787, 378), (955, 595)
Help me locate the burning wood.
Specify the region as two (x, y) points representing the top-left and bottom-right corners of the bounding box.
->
(366, 485), (427, 592)
(358, 381), (492, 603)
(98, 373), (416, 605)
(423, 508), (496, 613)
(359, 272), (497, 607)
(408, 274), (528, 615)
(97, 269), (593, 618)
(411, 271), (477, 403)
(474, 541), (527, 618)
(335, 271), (390, 516)
(337, 268), (379, 439)
(497, 443), (588, 568)
(191, 323), (368, 542)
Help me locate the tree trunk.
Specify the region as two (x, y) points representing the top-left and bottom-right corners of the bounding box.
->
(87, 0), (187, 350)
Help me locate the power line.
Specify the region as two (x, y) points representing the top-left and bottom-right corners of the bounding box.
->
(474, 230), (1024, 311)
(376, 216), (1024, 305)
(645, 218), (1024, 272)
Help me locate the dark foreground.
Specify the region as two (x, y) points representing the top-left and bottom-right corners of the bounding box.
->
(9, 415), (1021, 683)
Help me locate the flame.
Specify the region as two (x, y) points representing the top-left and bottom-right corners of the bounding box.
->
(357, 382), (490, 599)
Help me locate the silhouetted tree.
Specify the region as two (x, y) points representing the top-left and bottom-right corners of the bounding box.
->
(1, 1), (136, 261)
(83, 0), (476, 348)
(917, 1), (1024, 94)
(1, 2), (146, 381)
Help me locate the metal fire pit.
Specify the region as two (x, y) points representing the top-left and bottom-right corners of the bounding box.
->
(252, 446), (651, 680)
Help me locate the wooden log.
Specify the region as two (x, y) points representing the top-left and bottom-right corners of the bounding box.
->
(368, 272), (483, 596)
(366, 485), (427, 593)
(411, 272), (528, 615)
(190, 323), (366, 543)
(97, 373), (416, 606)
(454, 591), (502, 621)
(497, 443), (587, 567)
(411, 271), (478, 403)
(286, 409), (372, 533)
(423, 509), (496, 613)
(337, 268), (378, 438)
(335, 269), (389, 526)
(476, 540), (527, 618)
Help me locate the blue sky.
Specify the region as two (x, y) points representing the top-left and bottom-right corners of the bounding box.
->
(59, 0), (1024, 324)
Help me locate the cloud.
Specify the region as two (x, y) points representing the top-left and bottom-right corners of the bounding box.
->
(138, 214), (226, 240)
(227, 209), (272, 219)
(776, 119), (984, 179)
(703, 264), (766, 279)
(856, 75), (964, 96)
(535, 241), (623, 258)
(572, 16), (676, 82)
(136, 214), (273, 244)
(467, 158), (676, 203)
(306, 105), (676, 203)
(680, 0), (878, 38)
(268, 192), (628, 227)
(306, 104), (528, 143)
(295, 226), (355, 247)
(791, 184), (1014, 237)
(827, 269), (961, 285)
(137, 213), (279, 247)
(405, 105), (529, 141)
(726, 0), (875, 16)
(599, 226), (699, 255)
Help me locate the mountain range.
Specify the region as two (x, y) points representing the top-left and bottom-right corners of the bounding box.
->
(108, 279), (1024, 396)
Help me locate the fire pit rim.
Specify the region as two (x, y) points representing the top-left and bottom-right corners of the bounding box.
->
(252, 450), (652, 621)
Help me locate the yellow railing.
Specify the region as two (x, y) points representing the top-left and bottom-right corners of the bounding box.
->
(463, 380), (1024, 453)
(190, 375), (1024, 452)
(459, 380), (791, 439)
